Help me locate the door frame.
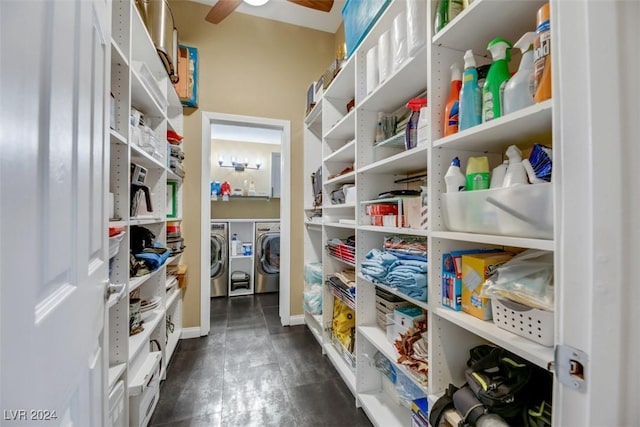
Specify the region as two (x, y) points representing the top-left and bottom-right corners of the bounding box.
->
(200, 112), (291, 334)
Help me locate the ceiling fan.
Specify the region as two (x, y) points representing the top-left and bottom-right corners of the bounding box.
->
(205, 0), (334, 24)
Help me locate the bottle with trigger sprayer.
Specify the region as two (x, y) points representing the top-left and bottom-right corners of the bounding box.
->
(504, 32), (536, 115)
(482, 38), (512, 122)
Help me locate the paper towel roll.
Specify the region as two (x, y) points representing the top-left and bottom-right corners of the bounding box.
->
(392, 12), (408, 72)
(366, 46), (379, 95)
(378, 30), (391, 84)
(406, 0), (427, 56)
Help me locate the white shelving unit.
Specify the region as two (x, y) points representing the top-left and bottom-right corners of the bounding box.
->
(227, 221), (255, 297)
(108, 1), (184, 425)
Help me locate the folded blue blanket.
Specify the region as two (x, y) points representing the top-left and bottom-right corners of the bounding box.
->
(389, 259), (428, 272)
(365, 248), (399, 266)
(134, 244), (171, 271)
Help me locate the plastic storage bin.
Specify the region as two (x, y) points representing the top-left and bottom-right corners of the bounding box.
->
(342, 0), (392, 57)
(491, 298), (554, 346)
(441, 182), (553, 239)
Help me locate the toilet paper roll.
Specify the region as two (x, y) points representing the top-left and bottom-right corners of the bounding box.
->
(392, 12), (408, 72)
(378, 30), (391, 84)
(366, 46), (379, 95)
(406, 0), (427, 56)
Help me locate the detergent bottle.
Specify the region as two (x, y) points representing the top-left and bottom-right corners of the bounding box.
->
(504, 32), (536, 115)
(466, 156), (490, 191)
(445, 157), (466, 193)
(534, 3), (552, 102)
(459, 50), (482, 131)
(444, 64), (462, 136)
(405, 98), (428, 150)
(502, 145), (528, 187)
(482, 38), (512, 122)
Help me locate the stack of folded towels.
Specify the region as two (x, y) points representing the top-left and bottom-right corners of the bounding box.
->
(362, 248), (427, 301)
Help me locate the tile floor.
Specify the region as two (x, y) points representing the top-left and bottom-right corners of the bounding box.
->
(149, 293), (372, 427)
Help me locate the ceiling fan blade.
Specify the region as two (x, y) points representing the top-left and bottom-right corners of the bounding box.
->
(287, 0), (334, 13)
(205, 0), (243, 24)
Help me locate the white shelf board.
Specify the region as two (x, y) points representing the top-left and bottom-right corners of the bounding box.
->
(358, 225), (428, 237)
(327, 254), (356, 268)
(324, 171), (356, 187)
(324, 222), (356, 230)
(432, 0), (547, 54)
(323, 139), (356, 163)
(167, 254), (181, 265)
(110, 38), (128, 67)
(130, 143), (166, 170)
(434, 307), (553, 369)
(360, 46), (428, 113)
(230, 255), (253, 260)
(304, 311), (323, 347)
(358, 326), (429, 395)
(433, 100), (553, 152)
(128, 309), (164, 362)
(359, 144), (429, 175)
(110, 129), (127, 145)
(129, 216), (165, 226)
(304, 205), (323, 211)
(108, 363), (127, 391)
(109, 220), (127, 227)
(305, 98), (323, 137)
(130, 69), (164, 119)
(324, 108), (356, 141)
(305, 221), (323, 230)
(166, 325), (181, 364)
(365, 278), (430, 312)
(358, 392), (411, 427)
(107, 292), (121, 309)
(323, 203), (356, 210)
(130, 3), (166, 83)
(166, 217), (182, 222)
(431, 231), (554, 251)
(324, 342), (356, 395)
(166, 170), (182, 182)
(129, 266), (165, 293)
(323, 55), (356, 101)
(166, 286), (180, 310)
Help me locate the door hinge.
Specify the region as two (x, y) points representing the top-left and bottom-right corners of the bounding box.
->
(551, 344), (588, 393)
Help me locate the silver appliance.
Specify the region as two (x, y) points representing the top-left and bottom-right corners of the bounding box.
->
(254, 222), (280, 294)
(210, 222), (228, 297)
(135, 0), (179, 83)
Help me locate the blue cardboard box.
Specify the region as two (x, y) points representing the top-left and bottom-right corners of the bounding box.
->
(442, 249), (501, 311)
(342, 0), (391, 57)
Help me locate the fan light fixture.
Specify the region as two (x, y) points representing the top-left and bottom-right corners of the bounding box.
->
(243, 0), (270, 6)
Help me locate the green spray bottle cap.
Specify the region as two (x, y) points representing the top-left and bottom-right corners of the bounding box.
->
(514, 32), (536, 54)
(487, 37), (513, 63)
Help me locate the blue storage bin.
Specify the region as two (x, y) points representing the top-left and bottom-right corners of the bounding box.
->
(342, 0), (391, 57)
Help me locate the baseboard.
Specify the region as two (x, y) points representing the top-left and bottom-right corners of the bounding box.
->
(289, 314), (305, 326)
(181, 327), (202, 339)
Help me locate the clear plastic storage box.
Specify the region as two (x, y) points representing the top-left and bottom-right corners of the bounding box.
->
(441, 182), (553, 239)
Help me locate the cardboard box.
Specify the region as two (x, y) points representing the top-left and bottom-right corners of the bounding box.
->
(403, 197), (423, 229)
(441, 249), (502, 311)
(461, 252), (513, 320)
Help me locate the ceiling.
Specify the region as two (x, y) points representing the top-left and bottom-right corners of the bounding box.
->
(190, 0), (345, 33)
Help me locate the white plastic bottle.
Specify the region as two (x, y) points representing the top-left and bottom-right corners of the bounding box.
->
(504, 32), (536, 115)
(445, 157), (466, 192)
(490, 160), (509, 188)
(231, 233), (238, 256)
(503, 145), (528, 187)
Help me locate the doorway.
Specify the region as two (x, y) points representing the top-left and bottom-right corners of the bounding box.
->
(200, 112), (291, 335)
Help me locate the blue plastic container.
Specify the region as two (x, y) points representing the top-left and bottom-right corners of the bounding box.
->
(342, 0), (391, 58)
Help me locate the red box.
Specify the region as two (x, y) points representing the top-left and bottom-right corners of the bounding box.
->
(366, 204), (398, 215)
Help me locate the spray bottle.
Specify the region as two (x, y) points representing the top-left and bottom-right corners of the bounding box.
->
(490, 160), (509, 188)
(504, 32), (536, 115)
(405, 98), (427, 150)
(482, 38), (512, 122)
(444, 64), (462, 136)
(502, 145), (528, 187)
(459, 50), (482, 131)
(534, 3), (552, 102)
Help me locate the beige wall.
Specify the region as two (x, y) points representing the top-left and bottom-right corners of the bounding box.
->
(170, 0), (336, 327)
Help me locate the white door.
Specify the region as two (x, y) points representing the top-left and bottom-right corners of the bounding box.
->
(0, 0), (110, 425)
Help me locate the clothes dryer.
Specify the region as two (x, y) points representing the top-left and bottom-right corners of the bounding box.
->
(210, 222), (228, 297)
(254, 222), (280, 294)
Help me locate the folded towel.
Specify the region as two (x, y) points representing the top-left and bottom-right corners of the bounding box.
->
(389, 259), (428, 272)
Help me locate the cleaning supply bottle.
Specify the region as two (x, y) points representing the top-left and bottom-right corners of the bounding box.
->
(466, 156), (490, 190)
(445, 157), (466, 193)
(459, 50), (482, 131)
(405, 98), (427, 150)
(231, 234), (238, 256)
(433, 0), (463, 34)
(444, 64), (462, 136)
(502, 145), (528, 187)
(490, 160), (508, 188)
(482, 38), (512, 122)
(504, 32), (536, 115)
(534, 3), (551, 102)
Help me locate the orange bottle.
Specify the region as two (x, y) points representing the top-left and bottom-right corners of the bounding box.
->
(444, 64), (462, 136)
(534, 3), (551, 102)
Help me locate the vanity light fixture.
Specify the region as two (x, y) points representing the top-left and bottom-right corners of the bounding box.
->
(218, 156), (262, 172)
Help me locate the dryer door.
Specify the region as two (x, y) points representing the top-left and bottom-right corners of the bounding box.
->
(211, 235), (224, 278)
(258, 233), (280, 275)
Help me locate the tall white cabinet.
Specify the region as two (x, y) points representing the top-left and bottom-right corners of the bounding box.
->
(304, 0), (638, 425)
(108, 1), (184, 426)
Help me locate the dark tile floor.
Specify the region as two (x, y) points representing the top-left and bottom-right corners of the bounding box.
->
(150, 293), (372, 427)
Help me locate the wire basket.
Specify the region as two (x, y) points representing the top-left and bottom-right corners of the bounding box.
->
(326, 241), (356, 264)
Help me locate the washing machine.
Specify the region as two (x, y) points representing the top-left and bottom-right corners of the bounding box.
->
(210, 222), (228, 297)
(254, 222), (280, 294)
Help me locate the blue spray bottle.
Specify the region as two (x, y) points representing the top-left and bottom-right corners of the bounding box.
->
(459, 49), (482, 131)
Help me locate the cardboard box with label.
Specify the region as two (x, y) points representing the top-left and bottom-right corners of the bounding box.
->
(442, 249), (502, 311)
(461, 252), (513, 320)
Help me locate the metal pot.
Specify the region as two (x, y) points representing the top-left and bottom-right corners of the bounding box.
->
(135, 0), (179, 83)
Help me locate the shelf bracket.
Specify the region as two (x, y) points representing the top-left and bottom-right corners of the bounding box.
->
(553, 344), (588, 393)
